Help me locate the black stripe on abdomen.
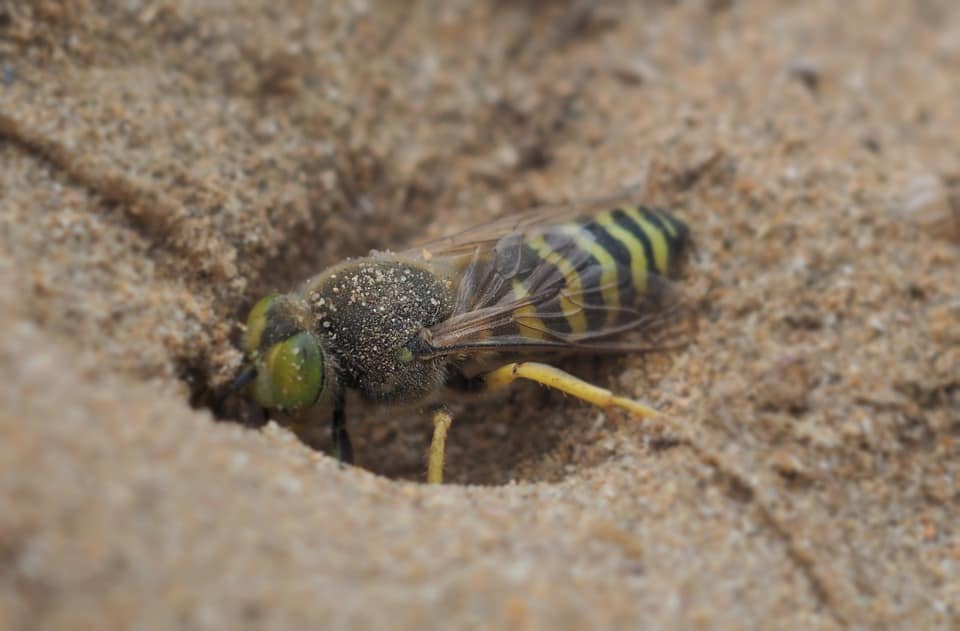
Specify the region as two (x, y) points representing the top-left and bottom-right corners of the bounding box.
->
(611, 208), (659, 275)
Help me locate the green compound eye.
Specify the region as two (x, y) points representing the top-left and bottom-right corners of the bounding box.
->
(252, 332), (324, 411)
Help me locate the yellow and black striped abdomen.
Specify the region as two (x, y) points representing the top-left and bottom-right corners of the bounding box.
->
(506, 205), (689, 340)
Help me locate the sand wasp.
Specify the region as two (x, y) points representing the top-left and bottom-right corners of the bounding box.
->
(227, 195), (691, 483)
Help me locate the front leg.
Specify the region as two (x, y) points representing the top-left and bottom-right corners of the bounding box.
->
(331, 393), (354, 465)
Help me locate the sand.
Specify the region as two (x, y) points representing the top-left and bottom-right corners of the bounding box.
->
(1, 1), (958, 628)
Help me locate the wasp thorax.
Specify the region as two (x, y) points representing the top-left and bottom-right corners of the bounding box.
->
(242, 294), (328, 411)
(302, 259), (455, 405)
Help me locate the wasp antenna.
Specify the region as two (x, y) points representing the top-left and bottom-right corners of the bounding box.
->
(226, 366), (257, 394)
(213, 366), (257, 419)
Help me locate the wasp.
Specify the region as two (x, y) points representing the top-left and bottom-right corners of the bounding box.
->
(227, 195), (691, 483)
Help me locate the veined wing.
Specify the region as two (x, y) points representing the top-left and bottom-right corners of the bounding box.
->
(396, 192), (694, 359)
(398, 188), (648, 260)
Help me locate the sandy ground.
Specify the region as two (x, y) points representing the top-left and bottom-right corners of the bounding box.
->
(1, 1), (958, 628)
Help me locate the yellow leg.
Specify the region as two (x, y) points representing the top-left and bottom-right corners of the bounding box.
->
(427, 408), (453, 484)
(482, 362), (660, 418)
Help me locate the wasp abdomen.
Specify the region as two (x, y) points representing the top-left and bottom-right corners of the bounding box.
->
(509, 206), (689, 338)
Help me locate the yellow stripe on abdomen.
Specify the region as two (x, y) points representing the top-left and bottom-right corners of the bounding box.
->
(594, 210), (649, 292)
(623, 206), (670, 274)
(510, 278), (548, 340)
(525, 235), (589, 334)
(557, 224), (620, 327)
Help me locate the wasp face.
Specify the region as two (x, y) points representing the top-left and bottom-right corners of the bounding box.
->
(241, 294), (328, 411)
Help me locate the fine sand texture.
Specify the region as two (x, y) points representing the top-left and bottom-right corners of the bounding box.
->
(1, 1), (958, 629)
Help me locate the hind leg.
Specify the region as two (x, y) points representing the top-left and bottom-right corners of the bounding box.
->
(428, 363), (659, 484)
(481, 362), (660, 418)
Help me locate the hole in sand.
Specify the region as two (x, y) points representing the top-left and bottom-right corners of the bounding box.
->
(184, 169), (680, 485)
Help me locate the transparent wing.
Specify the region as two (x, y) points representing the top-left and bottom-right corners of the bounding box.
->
(398, 187), (647, 260)
(424, 238), (692, 357)
(392, 188), (694, 358)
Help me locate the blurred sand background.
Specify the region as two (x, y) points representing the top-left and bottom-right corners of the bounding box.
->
(1, 1), (958, 628)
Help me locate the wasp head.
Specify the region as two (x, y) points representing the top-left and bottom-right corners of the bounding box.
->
(234, 294), (331, 412)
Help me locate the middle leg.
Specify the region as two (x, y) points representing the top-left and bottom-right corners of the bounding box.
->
(427, 406), (453, 484)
